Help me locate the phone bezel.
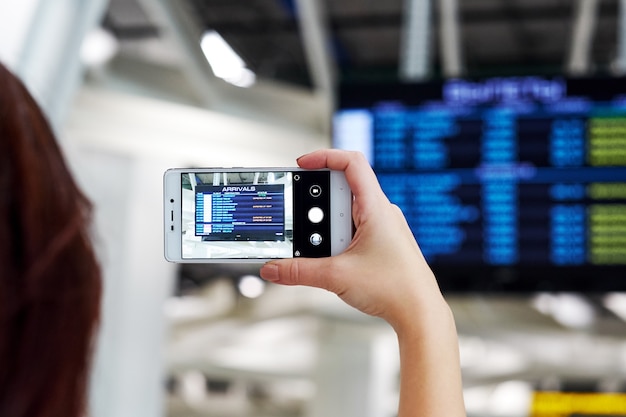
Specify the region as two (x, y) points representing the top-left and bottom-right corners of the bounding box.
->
(163, 167), (352, 262)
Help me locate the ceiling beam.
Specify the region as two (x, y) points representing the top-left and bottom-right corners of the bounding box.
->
(191, 4), (619, 34)
(293, 0), (335, 92)
(135, 0), (220, 107)
(129, 0), (330, 133)
(293, 0), (335, 133)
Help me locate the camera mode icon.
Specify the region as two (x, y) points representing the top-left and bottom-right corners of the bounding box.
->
(309, 185), (322, 197)
(309, 233), (323, 246)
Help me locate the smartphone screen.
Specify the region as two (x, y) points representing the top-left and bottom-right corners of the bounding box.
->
(183, 170), (298, 259)
(165, 168), (351, 262)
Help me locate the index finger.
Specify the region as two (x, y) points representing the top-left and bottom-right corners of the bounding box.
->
(297, 149), (388, 209)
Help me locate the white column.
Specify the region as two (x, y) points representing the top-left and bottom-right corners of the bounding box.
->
(2, 0), (108, 129)
(0, 1), (40, 68)
(78, 151), (176, 417)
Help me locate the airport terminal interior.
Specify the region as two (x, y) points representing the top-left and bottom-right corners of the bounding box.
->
(3, 0), (626, 416)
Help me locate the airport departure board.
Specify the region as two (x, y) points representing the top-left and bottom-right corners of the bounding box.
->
(195, 184), (285, 241)
(334, 76), (626, 291)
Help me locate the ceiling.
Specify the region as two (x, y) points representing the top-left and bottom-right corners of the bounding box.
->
(104, 0), (621, 91)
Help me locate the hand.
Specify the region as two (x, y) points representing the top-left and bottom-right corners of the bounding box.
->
(261, 149), (466, 416)
(260, 149), (447, 331)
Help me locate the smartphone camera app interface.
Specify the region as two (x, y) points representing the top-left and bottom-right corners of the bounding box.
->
(182, 171), (294, 259)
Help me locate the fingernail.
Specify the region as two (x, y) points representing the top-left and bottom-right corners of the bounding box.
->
(260, 263), (280, 282)
(296, 152), (312, 163)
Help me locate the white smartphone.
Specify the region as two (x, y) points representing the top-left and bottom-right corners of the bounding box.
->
(164, 168), (353, 262)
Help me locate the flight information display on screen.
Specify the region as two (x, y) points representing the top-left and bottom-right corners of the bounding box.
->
(334, 76), (626, 291)
(195, 184), (286, 241)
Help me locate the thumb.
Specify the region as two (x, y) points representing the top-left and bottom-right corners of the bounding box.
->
(260, 257), (335, 291)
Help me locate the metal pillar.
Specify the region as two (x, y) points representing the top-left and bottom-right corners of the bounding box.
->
(400, 0), (433, 80)
(293, 0), (335, 134)
(439, 0), (463, 78)
(567, 0), (599, 76)
(615, 0), (626, 74)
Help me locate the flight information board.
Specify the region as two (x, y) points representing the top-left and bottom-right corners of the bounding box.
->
(334, 76), (626, 290)
(195, 184), (285, 241)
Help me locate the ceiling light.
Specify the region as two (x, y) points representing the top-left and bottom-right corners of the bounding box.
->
(200, 30), (256, 88)
(238, 275), (265, 299)
(80, 27), (119, 67)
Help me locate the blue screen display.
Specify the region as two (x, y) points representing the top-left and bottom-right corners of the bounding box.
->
(334, 76), (626, 289)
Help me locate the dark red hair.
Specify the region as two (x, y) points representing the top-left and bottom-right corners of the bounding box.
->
(0, 63), (101, 417)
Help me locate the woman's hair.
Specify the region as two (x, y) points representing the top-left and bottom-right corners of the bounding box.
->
(0, 63), (102, 417)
